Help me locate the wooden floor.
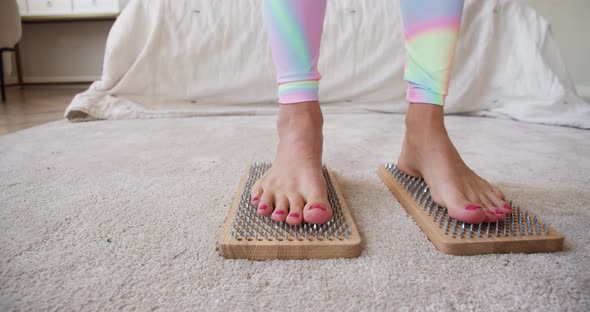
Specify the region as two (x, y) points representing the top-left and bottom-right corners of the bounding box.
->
(0, 84), (89, 136)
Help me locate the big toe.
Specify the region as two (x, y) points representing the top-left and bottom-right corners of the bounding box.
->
(303, 200), (333, 224)
(447, 200), (487, 224)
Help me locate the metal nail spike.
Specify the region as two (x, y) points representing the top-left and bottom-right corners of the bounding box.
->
(534, 216), (540, 235)
(444, 217), (451, 234)
(439, 210), (447, 226)
(414, 183), (425, 200)
(452, 219), (458, 237)
(433, 206), (441, 221)
(486, 222), (491, 238)
(503, 220), (507, 237)
(543, 223), (549, 234)
(422, 197), (430, 210)
(459, 223), (465, 239)
(469, 224), (474, 239)
(495, 221), (499, 237)
(510, 213), (515, 236)
(414, 181), (428, 200)
(408, 178), (420, 195)
(477, 223), (482, 238)
(427, 203), (434, 215)
(526, 211), (532, 235)
(413, 179), (424, 195)
(517, 206), (523, 236)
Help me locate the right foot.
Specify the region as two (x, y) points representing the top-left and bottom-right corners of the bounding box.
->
(250, 101), (333, 225)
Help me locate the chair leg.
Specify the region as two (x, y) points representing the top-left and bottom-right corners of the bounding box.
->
(0, 49), (6, 102)
(15, 44), (23, 87)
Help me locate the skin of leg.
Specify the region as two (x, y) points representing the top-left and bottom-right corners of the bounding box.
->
(399, 0), (511, 224)
(251, 0), (333, 225)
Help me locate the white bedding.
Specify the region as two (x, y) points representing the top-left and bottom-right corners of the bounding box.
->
(65, 0), (590, 129)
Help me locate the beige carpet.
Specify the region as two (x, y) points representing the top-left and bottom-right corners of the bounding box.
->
(0, 113), (588, 311)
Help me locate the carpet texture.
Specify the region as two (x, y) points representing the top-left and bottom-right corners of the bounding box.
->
(1, 113), (589, 311)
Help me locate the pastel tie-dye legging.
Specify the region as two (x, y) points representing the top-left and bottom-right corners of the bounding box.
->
(263, 0), (464, 106)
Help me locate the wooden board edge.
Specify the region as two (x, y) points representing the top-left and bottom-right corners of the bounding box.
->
(325, 166), (363, 249)
(218, 165), (251, 258)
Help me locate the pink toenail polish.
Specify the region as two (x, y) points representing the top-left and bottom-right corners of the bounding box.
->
(464, 205), (481, 211)
(274, 210), (285, 215)
(289, 213), (300, 218)
(504, 204), (511, 210)
(496, 210), (504, 215)
(252, 197), (259, 202)
(309, 204), (326, 211)
(258, 204), (268, 210)
(487, 211), (495, 215)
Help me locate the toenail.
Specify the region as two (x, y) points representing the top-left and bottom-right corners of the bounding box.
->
(495, 210), (503, 215)
(309, 204), (326, 211)
(252, 197), (259, 202)
(258, 204), (268, 210)
(465, 205), (482, 211)
(486, 211), (495, 215)
(274, 210), (285, 215)
(289, 213), (300, 218)
(504, 204), (512, 210)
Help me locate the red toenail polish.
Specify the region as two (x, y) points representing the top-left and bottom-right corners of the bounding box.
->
(504, 204), (511, 210)
(274, 210), (285, 215)
(487, 211), (495, 215)
(289, 213), (300, 218)
(464, 205), (481, 211)
(258, 204), (268, 210)
(309, 204), (326, 211)
(496, 210), (503, 215)
(252, 197), (259, 202)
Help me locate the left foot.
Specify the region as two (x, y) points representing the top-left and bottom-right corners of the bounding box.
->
(397, 104), (512, 224)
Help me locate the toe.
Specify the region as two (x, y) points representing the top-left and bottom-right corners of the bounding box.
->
(479, 194), (502, 221)
(494, 209), (506, 221)
(272, 196), (288, 222)
(286, 196), (304, 225)
(483, 207), (499, 223)
(251, 181), (263, 206)
(257, 192), (274, 216)
(486, 191), (511, 216)
(303, 199), (333, 224)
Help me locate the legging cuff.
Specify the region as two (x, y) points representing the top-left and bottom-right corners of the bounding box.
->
(278, 80), (319, 104)
(406, 82), (445, 106)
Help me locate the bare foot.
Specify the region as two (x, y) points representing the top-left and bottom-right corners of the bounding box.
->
(250, 101), (333, 225)
(397, 104), (511, 224)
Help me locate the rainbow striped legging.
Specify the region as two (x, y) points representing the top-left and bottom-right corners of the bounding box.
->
(264, 0), (464, 106)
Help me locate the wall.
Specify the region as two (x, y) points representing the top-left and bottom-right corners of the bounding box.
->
(525, 0), (590, 95)
(5, 0), (590, 96)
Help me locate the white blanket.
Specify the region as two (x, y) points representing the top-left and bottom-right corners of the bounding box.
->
(65, 0), (590, 129)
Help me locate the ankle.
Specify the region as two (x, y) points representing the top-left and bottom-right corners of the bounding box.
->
(277, 101), (324, 135)
(404, 103), (447, 140)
